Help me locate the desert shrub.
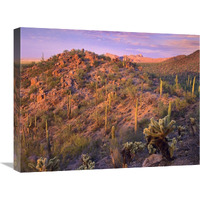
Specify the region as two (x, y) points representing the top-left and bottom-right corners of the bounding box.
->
(54, 109), (67, 125)
(28, 85), (38, 95)
(183, 91), (196, 104)
(112, 65), (120, 72)
(119, 127), (144, 144)
(125, 78), (134, 87)
(75, 69), (86, 88)
(21, 97), (29, 107)
(175, 98), (188, 111)
(22, 78), (31, 88)
(86, 139), (108, 161)
(60, 135), (90, 164)
(163, 93), (169, 99)
(138, 118), (150, 128)
(116, 61), (124, 68)
(125, 85), (137, 100)
(85, 64), (92, 73)
(86, 81), (96, 92)
(162, 81), (175, 95)
(142, 73), (153, 86)
(93, 60), (99, 68)
(47, 76), (60, 90)
(154, 101), (168, 118)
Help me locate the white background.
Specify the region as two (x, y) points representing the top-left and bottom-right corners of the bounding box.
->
(0, 0), (199, 199)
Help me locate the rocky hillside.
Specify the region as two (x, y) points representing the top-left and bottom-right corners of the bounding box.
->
(141, 50), (199, 76)
(17, 49), (199, 171)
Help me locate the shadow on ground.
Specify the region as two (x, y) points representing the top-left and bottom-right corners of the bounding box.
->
(1, 163), (13, 169)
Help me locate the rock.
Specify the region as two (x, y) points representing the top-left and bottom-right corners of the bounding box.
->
(31, 77), (38, 86)
(36, 81), (42, 86)
(60, 77), (72, 88)
(138, 66), (143, 71)
(37, 93), (45, 102)
(142, 154), (163, 167)
(30, 93), (36, 100)
(52, 69), (61, 77)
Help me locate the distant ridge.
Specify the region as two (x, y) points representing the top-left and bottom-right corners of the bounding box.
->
(142, 50), (199, 75)
(105, 53), (170, 63)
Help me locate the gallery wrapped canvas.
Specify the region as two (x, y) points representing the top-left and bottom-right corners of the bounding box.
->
(14, 28), (199, 172)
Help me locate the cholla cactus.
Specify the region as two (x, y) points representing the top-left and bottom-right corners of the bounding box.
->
(78, 154), (95, 170)
(121, 141), (145, 166)
(177, 126), (186, 136)
(190, 118), (196, 135)
(28, 157), (60, 172)
(147, 144), (157, 155)
(169, 137), (177, 158)
(143, 115), (176, 160)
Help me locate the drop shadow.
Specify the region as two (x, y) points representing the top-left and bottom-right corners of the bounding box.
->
(1, 162), (13, 169)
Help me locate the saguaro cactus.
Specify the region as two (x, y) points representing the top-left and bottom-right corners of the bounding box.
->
(168, 101), (172, 122)
(160, 79), (163, 97)
(105, 103), (108, 135)
(67, 91), (72, 119)
(192, 76), (196, 98)
(105, 78), (108, 98)
(95, 81), (98, 106)
(175, 75), (178, 90)
(135, 98), (138, 134)
(46, 119), (51, 157)
(108, 93), (111, 111)
(34, 114), (37, 137)
(111, 126), (115, 139)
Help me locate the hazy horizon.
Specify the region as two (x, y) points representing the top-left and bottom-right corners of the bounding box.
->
(20, 28), (199, 60)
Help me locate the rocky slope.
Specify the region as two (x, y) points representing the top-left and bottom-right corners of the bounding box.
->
(18, 49), (199, 171)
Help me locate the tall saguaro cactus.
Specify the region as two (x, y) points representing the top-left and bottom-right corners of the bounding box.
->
(67, 91), (72, 119)
(111, 126), (115, 139)
(135, 98), (138, 134)
(168, 101), (172, 122)
(95, 81), (98, 106)
(46, 120), (51, 158)
(160, 79), (163, 97)
(108, 93), (111, 112)
(175, 75), (178, 90)
(105, 103), (108, 135)
(192, 76), (196, 98)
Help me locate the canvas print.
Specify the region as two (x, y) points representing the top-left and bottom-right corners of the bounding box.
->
(14, 28), (199, 172)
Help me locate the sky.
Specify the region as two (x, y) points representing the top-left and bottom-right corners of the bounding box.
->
(21, 28), (199, 59)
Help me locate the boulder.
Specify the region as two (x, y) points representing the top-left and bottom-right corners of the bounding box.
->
(31, 77), (38, 86)
(142, 154), (163, 167)
(37, 93), (45, 102)
(52, 69), (61, 77)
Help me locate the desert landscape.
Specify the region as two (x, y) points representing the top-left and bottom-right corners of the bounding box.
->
(14, 29), (199, 172)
